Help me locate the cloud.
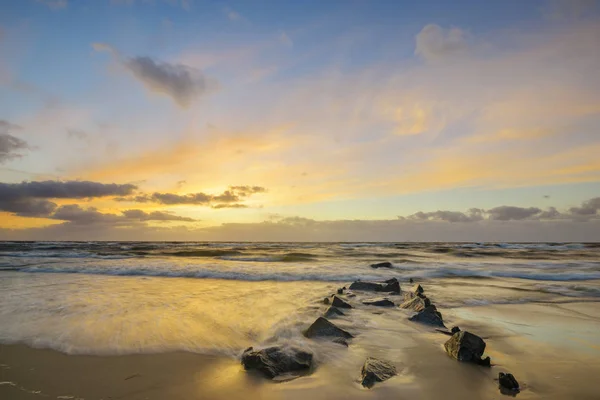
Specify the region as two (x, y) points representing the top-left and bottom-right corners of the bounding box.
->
(0, 120), (30, 164)
(405, 208), (485, 223)
(0, 180), (137, 200)
(0, 180), (137, 217)
(121, 209), (197, 222)
(0, 198), (57, 217)
(415, 24), (469, 62)
(125, 56), (212, 107)
(487, 206), (543, 221)
(36, 0), (68, 9)
(93, 43), (216, 108)
(118, 185), (266, 206)
(3, 197), (600, 241)
(50, 205), (197, 224)
(569, 197), (600, 216)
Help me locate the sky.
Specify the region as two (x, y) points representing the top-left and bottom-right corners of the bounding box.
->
(0, 0), (599, 241)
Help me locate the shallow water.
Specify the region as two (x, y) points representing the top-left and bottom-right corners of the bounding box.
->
(1, 241), (600, 356)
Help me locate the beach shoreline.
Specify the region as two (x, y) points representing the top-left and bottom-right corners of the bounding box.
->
(2, 296), (600, 400)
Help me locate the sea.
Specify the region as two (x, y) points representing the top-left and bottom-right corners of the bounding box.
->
(1, 241), (600, 357)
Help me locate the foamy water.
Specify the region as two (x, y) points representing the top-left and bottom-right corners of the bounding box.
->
(1, 241), (599, 356)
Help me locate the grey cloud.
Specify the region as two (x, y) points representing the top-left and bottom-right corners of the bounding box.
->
(406, 208), (484, 223)
(119, 186), (266, 206)
(0, 180), (137, 201)
(415, 24), (469, 62)
(125, 56), (211, 108)
(212, 203), (248, 209)
(487, 206), (543, 221)
(51, 205), (197, 225)
(569, 197), (600, 216)
(0, 180), (137, 217)
(0, 120), (30, 164)
(0, 198), (57, 217)
(121, 209), (197, 222)
(93, 43), (214, 108)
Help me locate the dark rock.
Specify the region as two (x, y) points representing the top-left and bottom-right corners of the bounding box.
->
(241, 346), (313, 379)
(409, 305), (445, 327)
(499, 372), (519, 391)
(451, 326), (461, 334)
(360, 357), (397, 388)
(332, 337), (349, 347)
(350, 278), (400, 294)
(411, 284), (424, 295)
(409, 278), (414, 283)
(444, 331), (487, 363)
(399, 295), (430, 312)
(478, 356), (491, 367)
(304, 317), (354, 339)
(435, 328), (454, 336)
(331, 295), (353, 309)
(323, 306), (345, 318)
(337, 288), (344, 295)
(362, 298), (395, 307)
(371, 261), (393, 269)
(323, 297), (330, 305)
(342, 286), (347, 290)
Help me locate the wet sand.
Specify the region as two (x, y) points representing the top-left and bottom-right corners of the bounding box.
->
(2, 301), (600, 400)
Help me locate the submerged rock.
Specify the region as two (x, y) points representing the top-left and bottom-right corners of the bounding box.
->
(399, 295), (430, 312)
(409, 305), (445, 327)
(304, 317), (354, 339)
(499, 372), (520, 391)
(331, 295), (353, 309)
(444, 331), (487, 363)
(349, 278), (400, 294)
(370, 261), (393, 269)
(323, 297), (330, 305)
(362, 298), (395, 307)
(332, 337), (349, 347)
(337, 288), (344, 295)
(323, 306), (345, 318)
(241, 346), (313, 379)
(409, 278), (414, 283)
(360, 357), (397, 388)
(451, 326), (461, 334)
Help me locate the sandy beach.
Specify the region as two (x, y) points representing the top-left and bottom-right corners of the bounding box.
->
(2, 276), (600, 400)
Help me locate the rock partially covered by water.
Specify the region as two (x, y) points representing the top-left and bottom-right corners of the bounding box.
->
(331, 295), (353, 309)
(399, 295), (430, 312)
(350, 278), (400, 294)
(370, 261), (393, 269)
(241, 346), (313, 379)
(451, 326), (461, 334)
(323, 297), (330, 305)
(323, 306), (345, 318)
(409, 305), (445, 327)
(304, 317), (354, 339)
(444, 331), (487, 363)
(362, 298), (395, 307)
(411, 284), (424, 295)
(499, 372), (520, 391)
(360, 357), (397, 388)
